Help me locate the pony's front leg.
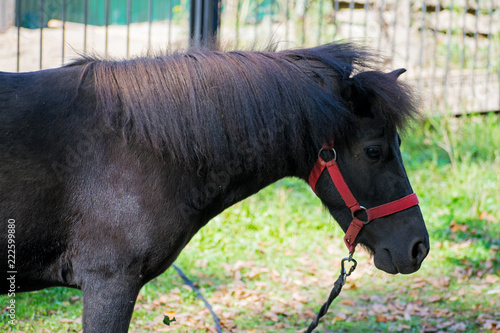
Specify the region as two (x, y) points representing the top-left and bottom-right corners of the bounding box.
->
(81, 274), (142, 333)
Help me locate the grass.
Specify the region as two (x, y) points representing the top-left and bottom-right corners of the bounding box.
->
(1, 114), (499, 332)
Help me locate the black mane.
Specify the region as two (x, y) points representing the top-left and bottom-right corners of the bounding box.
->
(70, 43), (417, 170)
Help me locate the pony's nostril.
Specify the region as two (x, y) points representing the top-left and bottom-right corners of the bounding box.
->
(411, 241), (428, 263)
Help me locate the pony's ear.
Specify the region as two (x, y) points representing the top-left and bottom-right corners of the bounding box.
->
(387, 68), (406, 80)
(341, 79), (372, 117)
(340, 79), (357, 110)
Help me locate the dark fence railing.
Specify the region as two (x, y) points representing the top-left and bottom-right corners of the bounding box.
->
(0, 0), (498, 114)
(190, 0), (220, 47)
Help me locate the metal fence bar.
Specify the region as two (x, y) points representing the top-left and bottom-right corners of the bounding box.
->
(254, 0), (259, 42)
(418, 0), (426, 90)
(61, 0), (66, 66)
(168, 0), (172, 45)
(147, 0), (152, 50)
(84, 0), (88, 54)
(443, 0), (454, 109)
(39, 0), (43, 69)
(430, 0), (440, 112)
(269, 0), (274, 39)
(333, 0), (339, 37)
(486, 0), (493, 110)
(301, 1), (305, 46)
(105, 0), (110, 57)
(405, 1), (412, 69)
(317, 0), (324, 45)
(192, 0), (203, 47)
(284, 0), (289, 44)
(377, 0), (384, 51)
(472, 1), (479, 107)
(390, 0), (398, 65)
(16, 0), (21, 72)
(459, 2), (466, 110)
(127, 0), (132, 58)
(348, 0), (354, 40)
(190, 0), (220, 48)
(364, 0), (369, 39)
(235, 0), (240, 48)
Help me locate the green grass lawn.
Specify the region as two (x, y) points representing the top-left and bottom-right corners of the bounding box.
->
(1, 114), (499, 332)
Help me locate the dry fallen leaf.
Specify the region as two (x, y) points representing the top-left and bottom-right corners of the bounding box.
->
(483, 320), (500, 330)
(485, 274), (500, 284)
(394, 324), (411, 331)
(270, 304), (290, 316)
(427, 276), (451, 288)
(427, 295), (442, 303)
(340, 299), (356, 306)
(450, 220), (468, 233)
(264, 311), (279, 322)
(420, 324), (438, 332)
(479, 211), (498, 223)
(334, 312), (347, 321)
(164, 310), (177, 317)
(411, 281), (426, 289)
(478, 314), (494, 323)
(372, 303), (388, 313)
(450, 322), (467, 331)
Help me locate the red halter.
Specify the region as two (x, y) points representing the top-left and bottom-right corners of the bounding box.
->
(308, 141), (419, 254)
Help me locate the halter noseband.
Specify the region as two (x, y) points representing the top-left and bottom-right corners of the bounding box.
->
(308, 140), (419, 254)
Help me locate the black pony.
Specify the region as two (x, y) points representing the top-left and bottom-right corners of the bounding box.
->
(0, 43), (429, 332)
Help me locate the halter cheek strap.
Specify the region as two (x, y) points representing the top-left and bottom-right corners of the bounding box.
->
(308, 142), (419, 254)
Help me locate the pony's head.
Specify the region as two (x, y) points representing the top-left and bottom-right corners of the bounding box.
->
(311, 69), (429, 274)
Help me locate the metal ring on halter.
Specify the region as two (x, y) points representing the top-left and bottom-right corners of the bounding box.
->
(318, 147), (337, 162)
(341, 255), (357, 278)
(351, 206), (369, 224)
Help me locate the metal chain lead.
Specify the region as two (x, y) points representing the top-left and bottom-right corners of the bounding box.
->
(174, 254), (356, 333)
(304, 254), (357, 333)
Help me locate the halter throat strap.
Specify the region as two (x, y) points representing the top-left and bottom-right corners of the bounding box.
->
(308, 141), (419, 254)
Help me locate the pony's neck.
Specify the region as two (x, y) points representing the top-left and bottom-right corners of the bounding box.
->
(181, 144), (313, 224)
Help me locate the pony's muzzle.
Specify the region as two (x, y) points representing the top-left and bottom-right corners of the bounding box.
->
(410, 239), (429, 269)
(393, 235), (429, 275)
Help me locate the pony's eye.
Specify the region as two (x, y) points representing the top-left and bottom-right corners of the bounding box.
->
(365, 147), (382, 160)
